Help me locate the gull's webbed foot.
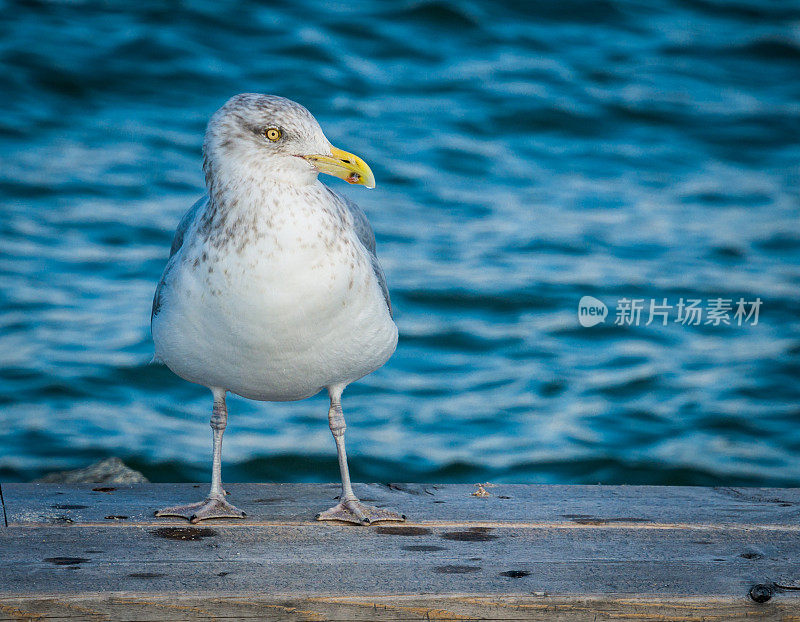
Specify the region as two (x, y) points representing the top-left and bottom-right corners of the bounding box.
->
(155, 495), (246, 524)
(316, 497), (406, 525)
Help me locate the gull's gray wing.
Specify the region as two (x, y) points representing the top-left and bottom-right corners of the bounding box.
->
(169, 195), (208, 257)
(330, 189), (392, 318)
(369, 251), (392, 318)
(151, 196), (208, 323)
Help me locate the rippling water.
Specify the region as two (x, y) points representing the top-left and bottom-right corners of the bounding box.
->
(1, 0), (799, 486)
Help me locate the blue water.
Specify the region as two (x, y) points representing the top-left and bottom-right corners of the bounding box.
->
(1, 0), (799, 487)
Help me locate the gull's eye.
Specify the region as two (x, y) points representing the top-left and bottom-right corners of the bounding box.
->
(264, 127), (282, 141)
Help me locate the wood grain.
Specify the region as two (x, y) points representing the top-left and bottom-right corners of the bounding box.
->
(4, 482), (799, 526)
(1, 483), (798, 620)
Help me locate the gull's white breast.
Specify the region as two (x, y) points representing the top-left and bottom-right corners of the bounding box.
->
(152, 184), (397, 401)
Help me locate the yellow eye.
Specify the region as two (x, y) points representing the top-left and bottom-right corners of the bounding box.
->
(265, 128), (281, 141)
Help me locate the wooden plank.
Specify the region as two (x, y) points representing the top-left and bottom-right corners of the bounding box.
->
(0, 482), (7, 528)
(1, 484), (798, 620)
(1, 594), (798, 621)
(4, 483), (800, 527)
(1, 523), (799, 595)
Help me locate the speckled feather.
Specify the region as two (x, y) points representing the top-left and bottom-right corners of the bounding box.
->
(151, 94), (397, 401)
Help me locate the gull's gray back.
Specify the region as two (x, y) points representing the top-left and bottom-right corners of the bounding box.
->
(326, 188), (392, 318)
(151, 196), (207, 323)
(169, 196), (209, 257)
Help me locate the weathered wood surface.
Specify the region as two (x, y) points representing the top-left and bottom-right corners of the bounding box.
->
(1, 483), (799, 621)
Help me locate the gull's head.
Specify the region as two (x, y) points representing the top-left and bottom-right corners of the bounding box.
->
(203, 93), (375, 193)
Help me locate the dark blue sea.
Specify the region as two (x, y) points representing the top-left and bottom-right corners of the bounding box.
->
(1, 0), (799, 487)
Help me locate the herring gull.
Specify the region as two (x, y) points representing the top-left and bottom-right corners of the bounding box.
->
(151, 93), (403, 525)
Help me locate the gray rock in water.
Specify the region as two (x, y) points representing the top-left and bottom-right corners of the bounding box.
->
(35, 458), (149, 484)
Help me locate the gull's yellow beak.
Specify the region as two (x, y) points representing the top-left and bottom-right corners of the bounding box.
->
(303, 146), (375, 189)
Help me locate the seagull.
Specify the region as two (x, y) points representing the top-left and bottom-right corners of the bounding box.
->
(151, 93), (404, 525)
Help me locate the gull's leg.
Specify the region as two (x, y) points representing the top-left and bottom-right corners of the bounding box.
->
(316, 386), (405, 525)
(156, 388), (246, 523)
